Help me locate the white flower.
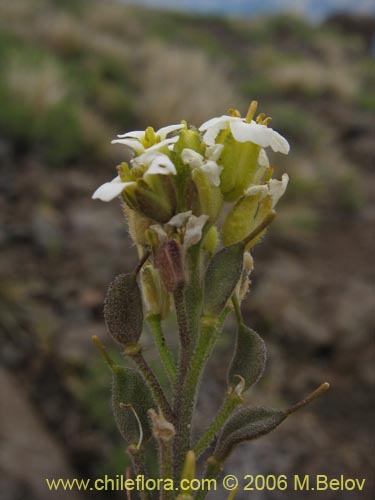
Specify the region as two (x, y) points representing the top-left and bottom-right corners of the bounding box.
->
(167, 211), (192, 227)
(149, 212), (208, 251)
(92, 152), (176, 202)
(268, 173), (289, 208)
(133, 151), (177, 178)
(199, 115), (289, 154)
(181, 144), (224, 187)
(183, 214), (209, 250)
(92, 176), (136, 202)
(245, 173), (289, 208)
(112, 124), (184, 155)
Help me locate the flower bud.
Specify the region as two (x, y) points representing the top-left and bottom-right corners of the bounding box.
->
(123, 205), (152, 246)
(126, 176), (176, 223)
(203, 226), (219, 255)
(191, 168), (222, 223)
(141, 265), (170, 319)
(222, 188), (271, 247)
(173, 128), (202, 157)
(154, 240), (184, 292)
(218, 134), (261, 201)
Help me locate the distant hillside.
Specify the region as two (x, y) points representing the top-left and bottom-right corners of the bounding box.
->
(120, 0), (375, 20)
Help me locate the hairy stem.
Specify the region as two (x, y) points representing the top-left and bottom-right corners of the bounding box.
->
(127, 445), (151, 500)
(195, 457), (223, 500)
(172, 309), (230, 479)
(147, 313), (177, 384)
(126, 348), (175, 423)
(155, 439), (174, 500)
(193, 393), (242, 458)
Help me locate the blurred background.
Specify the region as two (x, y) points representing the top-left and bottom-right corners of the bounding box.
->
(0, 0), (374, 498)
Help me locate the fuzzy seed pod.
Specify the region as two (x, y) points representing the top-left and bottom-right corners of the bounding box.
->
(228, 324), (266, 393)
(104, 273), (143, 346)
(112, 365), (155, 445)
(214, 406), (286, 462)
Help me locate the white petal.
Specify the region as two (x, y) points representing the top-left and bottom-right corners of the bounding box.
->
(181, 148), (203, 169)
(206, 144), (224, 161)
(244, 184), (269, 197)
(117, 130), (145, 139)
(230, 121), (273, 147)
(92, 181), (135, 202)
(258, 148), (269, 167)
(150, 224), (168, 244)
(144, 154), (177, 177)
(167, 211), (192, 227)
(199, 115), (237, 131)
(200, 116), (236, 146)
(156, 123), (184, 139)
(183, 215), (209, 250)
(270, 130), (290, 154)
(112, 138), (145, 155)
(200, 161), (223, 187)
(146, 136), (179, 152)
(268, 173), (289, 208)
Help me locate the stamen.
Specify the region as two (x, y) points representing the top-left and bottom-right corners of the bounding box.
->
(228, 108), (241, 117)
(256, 113), (266, 124)
(245, 100), (258, 123)
(263, 116), (272, 126)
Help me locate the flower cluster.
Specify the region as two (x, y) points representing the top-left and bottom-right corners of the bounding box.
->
(93, 101), (289, 255)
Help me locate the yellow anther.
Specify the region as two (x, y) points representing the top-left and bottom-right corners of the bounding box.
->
(228, 108), (241, 117)
(256, 113), (266, 124)
(263, 116), (272, 126)
(245, 100), (258, 123)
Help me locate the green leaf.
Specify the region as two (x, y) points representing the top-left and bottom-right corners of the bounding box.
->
(214, 406), (286, 461)
(228, 324), (266, 392)
(104, 273), (143, 346)
(112, 365), (155, 446)
(203, 243), (244, 316)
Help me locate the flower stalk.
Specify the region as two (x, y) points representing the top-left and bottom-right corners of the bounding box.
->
(92, 102), (329, 498)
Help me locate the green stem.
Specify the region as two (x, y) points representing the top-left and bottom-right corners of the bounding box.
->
(147, 313), (177, 384)
(174, 284), (191, 353)
(193, 393), (242, 458)
(172, 283), (193, 480)
(195, 457), (223, 500)
(231, 294), (243, 326)
(172, 309), (229, 480)
(127, 445), (151, 500)
(184, 243), (203, 352)
(126, 348), (175, 424)
(160, 441), (174, 500)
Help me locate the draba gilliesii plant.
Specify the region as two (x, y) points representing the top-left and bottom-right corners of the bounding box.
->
(92, 101), (329, 500)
